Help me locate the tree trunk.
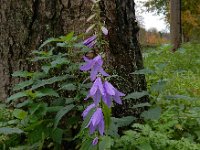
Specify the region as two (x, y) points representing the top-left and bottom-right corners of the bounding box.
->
(101, 0), (148, 117)
(170, 0), (181, 51)
(0, 0), (90, 101)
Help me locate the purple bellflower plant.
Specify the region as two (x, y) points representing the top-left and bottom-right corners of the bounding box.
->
(82, 103), (96, 119)
(81, 3), (125, 145)
(80, 55), (109, 81)
(101, 26), (108, 35)
(102, 81), (125, 107)
(83, 35), (97, 48)
(92, 137), (99, 145)
(86, 108), (105, 136)
(85, 77), (105, 105)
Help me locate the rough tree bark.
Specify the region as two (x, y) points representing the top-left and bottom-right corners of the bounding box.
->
(170, 0), (181, 51)
(0, 0), (90, 101)
(101, 0), (148, 117)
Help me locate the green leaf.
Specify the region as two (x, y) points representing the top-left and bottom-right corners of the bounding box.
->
(80, 139), (97, 150)
(46, 106), (64, 113)
(0, 127), (23, 135)
(13, 80), (34, 91)
(132, 102), (151, 108)
(16, 100), (32, 108)
(54, 104), (74, 128)
(51, 128), (63, 144)
(124, 91), (149, 100)
(108, 116), (136, 137)
(150, 80), (166, 92)
(30, 103), (47, 116)
(113, 116), (136, 127)
(99, 136), (114, 150)
(131, 68), (154, 74)
(56, 43), (68, 47)
(31, 76), (67, 90)
(137, 143), (153, 150)
(12, 71), (33, 78)
(13, 109), (27, 120)
(51, 57), (70, 67)
(7, 92), (27, 102)
(41, 65), (51, 74)
(102, 103), (111, 130)
(39, 37), (62, 49)
(141, 107), (161, 120)
(60, 83), (76, 91)
(64, 32), (74, 41)
(35, 88), (59, 98)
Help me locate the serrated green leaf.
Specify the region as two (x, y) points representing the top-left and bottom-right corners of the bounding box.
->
(39, 37), (62, 49)
(35, 88), (59, 98)
(99, 136), (114, 150)
(56, 42), (68, 47)
(16, 100), (32, 108)
(51, 57), (70, 67)
(132, 102), (151, 108)
(51, 128), (63, 144)
(12, 71), (33, 78)
(13, 80), (34, 91)
(0, 127), (23, 135)
(41, 65), (51, 74)
(60, 83), (76, 91)
(113, 116), (136, 127)
(7, 92), (27, 102)
(46, 106), (64, 112)
(124, 91), (149, 100)
(13, 109), (27, 120)
(29, 103), (47, 116)
(31, 76), (67, 90)
(108, 116), (136, 137)
(141, 107), (161, 120)
(54, 104), (74, 128)
(151, 80), (166, 92)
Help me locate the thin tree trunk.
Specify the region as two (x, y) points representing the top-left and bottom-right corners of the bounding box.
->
(101, 0), (148, 117)
(170, 0), (181, 51)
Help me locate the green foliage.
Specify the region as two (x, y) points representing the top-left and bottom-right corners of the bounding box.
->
(112, 43), (200, 149)
(2, 35), (200, 149)
(2, 33), (91, 149)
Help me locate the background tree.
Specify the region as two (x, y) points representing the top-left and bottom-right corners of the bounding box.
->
(170, 0), (181, 51)
(144, 0), (200, 43)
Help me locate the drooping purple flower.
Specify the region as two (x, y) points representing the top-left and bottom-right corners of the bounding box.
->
(92, 137), (98, 145)
(102, 81), (125, 107)
(82, 103), (96, 119)
(83, 35), (97, 48)
(80, 55), (109, 81)
(85, 77), (105, 105)
(101, 26), (108, 35)
(86, 108), (104, 135)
